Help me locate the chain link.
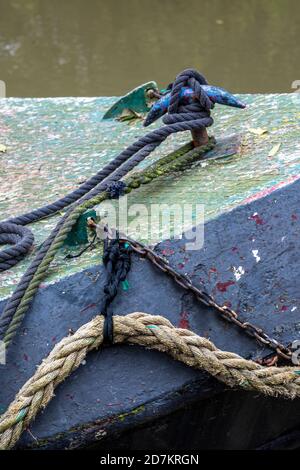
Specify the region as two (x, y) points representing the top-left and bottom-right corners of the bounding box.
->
(121, 236), (293, 363)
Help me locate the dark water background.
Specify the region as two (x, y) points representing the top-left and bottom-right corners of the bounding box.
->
(0, 0), (299, 96)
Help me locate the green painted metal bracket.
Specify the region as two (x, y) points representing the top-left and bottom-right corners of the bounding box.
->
(64, 210), (97, 247)
(102, 81), (159, 119)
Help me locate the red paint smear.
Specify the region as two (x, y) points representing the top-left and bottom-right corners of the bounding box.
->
(216, 280), (235, 292)
(179, 311), (190, 329)
(249, 214), (264, 225)
(208, 267), (218, 281)
(161, 248), (175, 256)
(80, 303), (97, 313)
(242, 175), (300, 205)
(177, 263), (185, 269)
(281, 305), (289, 312)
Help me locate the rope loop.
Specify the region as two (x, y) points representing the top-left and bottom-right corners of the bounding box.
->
(163, 68), (214, 128)
(0, 222), (34, 272)
(105, 180), (127, 199)
(2, 312), (300, 450)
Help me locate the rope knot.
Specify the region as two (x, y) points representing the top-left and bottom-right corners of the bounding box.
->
(162, 68), (214, 131)
(105, 180), (126, 199)
(101, 234), (132, 344)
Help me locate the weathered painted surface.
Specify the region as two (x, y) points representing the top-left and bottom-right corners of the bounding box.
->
(1, 176), (300, 448)
(0, 93), (299, 449)
(0, 93), (299, 297)
(102, 81), (158, 119)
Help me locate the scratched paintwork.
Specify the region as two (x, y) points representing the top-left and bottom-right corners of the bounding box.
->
(0, 93), (299, 298)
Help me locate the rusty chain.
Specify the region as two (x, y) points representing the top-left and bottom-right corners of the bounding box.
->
(120, 236), (293, 363)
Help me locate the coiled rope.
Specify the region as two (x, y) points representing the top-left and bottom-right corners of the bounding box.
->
(0, 69), (213, 346)
(0, 223), (34, 271)
(1, 312), (300, 450)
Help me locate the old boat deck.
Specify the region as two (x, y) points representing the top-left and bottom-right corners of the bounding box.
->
(0, 93), (300, 449)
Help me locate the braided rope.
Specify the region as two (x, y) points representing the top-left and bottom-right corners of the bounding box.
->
(0, 69), (214, 345)
(1, 312), (300, 450)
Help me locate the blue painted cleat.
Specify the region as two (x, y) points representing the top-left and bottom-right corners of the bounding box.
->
(144, 85), (246, 126)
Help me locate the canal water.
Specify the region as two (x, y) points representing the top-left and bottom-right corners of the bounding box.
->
(0, 0), (299, 97)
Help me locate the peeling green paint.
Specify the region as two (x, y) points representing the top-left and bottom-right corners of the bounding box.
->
(0, 94), (299, 299)
(65, 209), (97, 246)
(118, 405), (145, 422)
(103, 82), (158, 119)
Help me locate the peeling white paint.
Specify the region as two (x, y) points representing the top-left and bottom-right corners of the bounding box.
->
(281, 236), (286, 242)
(292, 306), (297, 312)
(252, 249), (261, 263)
(233, 266), (245, 281)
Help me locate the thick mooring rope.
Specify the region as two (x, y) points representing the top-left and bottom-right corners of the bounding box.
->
(0, 69), (213, 346)
(1, 312), (300, 450)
